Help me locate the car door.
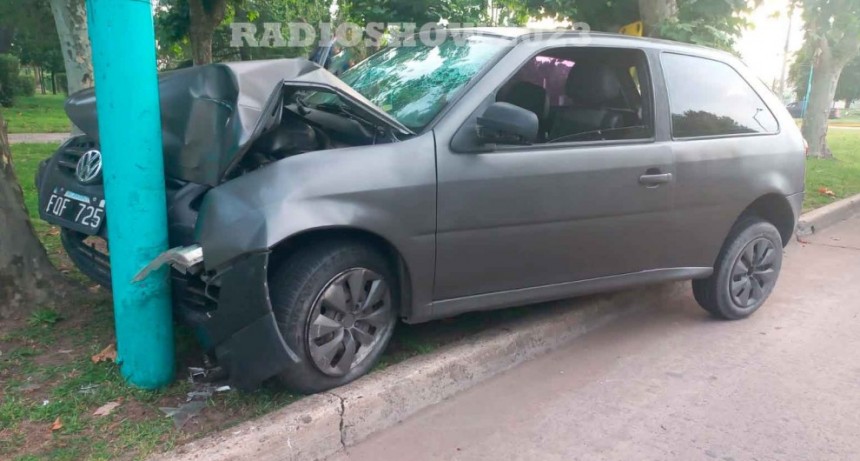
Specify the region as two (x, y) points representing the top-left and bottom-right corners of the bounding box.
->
(432, 46), (677, 305)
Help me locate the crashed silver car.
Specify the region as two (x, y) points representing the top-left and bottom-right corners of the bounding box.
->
(36, 29), (805, 393)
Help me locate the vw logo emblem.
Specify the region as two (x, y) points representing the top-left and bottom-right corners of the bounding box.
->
(75, 149), (102, 185)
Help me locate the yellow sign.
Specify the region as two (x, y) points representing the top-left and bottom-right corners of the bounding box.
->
(619, 21), (644, 37)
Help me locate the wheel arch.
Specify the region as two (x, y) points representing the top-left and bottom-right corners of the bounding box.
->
(735, 193), (797, 247)
(268, 226), (415, 318)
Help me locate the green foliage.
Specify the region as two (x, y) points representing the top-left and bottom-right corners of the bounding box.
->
(658, 0), (754, 51)
(54, 72), (68, 94)
(17, 74), (35, 97)
(27, 308), (63, 327)
(836, 58), (860, 105)
(789, 44), (813, 101)
(340, 0), (519, 25)
(518, 0), (752, 49)
(801, 0), (860, 63)
(0, 53), (21, 107)
(155, 0), (331, 67)
(0, 0), (64, 73)
(152, 0), (753, 68)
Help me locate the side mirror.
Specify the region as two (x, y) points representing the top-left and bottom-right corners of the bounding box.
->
(476, 102), (539, 146)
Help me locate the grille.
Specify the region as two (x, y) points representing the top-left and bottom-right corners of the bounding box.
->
(61, 229), (219, 319)
(56, 137), (98, 177)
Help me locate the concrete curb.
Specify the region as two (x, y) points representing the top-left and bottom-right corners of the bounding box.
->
(797, 193), (860, 237)
(152, 283), (685, 461)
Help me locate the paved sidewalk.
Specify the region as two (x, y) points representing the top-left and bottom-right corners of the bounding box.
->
(334, 215), (860, 461)
(8, 132), (70, 144)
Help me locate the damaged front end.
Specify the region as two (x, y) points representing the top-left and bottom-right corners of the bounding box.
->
(135, 247), (300, 391)
(38, 58), (412, 390)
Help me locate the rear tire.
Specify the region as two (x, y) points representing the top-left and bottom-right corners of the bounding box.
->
(693, 217), (783, 320)
(270, 242), (398, 394)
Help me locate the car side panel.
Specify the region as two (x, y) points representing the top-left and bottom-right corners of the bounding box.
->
(656, 53), (805, 269)
(194, 133), (438, 316)
(668, 134), (805, 268)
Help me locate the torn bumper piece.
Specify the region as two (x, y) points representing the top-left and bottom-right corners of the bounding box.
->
(201, 252), (301, 390)
(138, 248), (300, 390)
(134, 245), (204, 282)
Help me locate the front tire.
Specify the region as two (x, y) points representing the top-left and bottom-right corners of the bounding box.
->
(693, 217), (783, 320)
(270, 242), (398, 394)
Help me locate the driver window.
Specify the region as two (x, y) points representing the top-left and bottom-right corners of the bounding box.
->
(495, 47), (654, 144)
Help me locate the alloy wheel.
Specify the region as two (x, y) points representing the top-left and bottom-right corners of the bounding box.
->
(306, 268), (393, 377)
(728, 238), (778, 309)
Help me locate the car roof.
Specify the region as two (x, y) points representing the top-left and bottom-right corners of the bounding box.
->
(446, 27), (734, 61)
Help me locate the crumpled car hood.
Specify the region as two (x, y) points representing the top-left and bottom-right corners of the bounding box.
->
(65, 58), (411, 186)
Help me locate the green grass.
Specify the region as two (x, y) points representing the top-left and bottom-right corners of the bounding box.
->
(0, 316), (179, 460)
(10, 143), (65, 258)
(0, 94), (70, 134)
(0, 297), (302, 461)
(804, 128), (860, 211)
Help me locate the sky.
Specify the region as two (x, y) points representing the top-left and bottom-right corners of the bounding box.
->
(737, 0), (805, 96)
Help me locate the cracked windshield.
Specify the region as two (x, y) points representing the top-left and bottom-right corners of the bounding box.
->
(329, 35), (511, 130)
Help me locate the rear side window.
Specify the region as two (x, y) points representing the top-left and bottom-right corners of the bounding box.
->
(662, 53), (778, 138)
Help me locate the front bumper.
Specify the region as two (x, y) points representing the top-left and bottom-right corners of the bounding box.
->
(139, 248), (303, 390)
(195, 252), (301, 390)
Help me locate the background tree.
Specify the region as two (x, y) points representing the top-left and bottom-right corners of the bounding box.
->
(835, 58), (860, 109)
(639, 0), (677, 37)
(48, 0), (93, 95)
(657, 0), (755, 51)
(1, 0), (66, 94)
(0, 0), (59, 94)
(188, 0), (231, 65)
(799, 0), (860, 158)
(791, 48), (860, 108)
(523, 0), (753, 50)
(0, 114), (62, 319)
(156, 0), (331, 68)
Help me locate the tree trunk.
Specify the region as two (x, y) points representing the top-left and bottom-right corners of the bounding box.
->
(846, 99), (853, 110)
(190, 29), (215, 66)
(37, 66), (46, 95)
(188, 0), (227, 66)
(0, 114), (61, 320)
(0, 26), (12, 54)
(639, 0), (678, 37)
(802, 46), (847, 159)
(48, 0), (93, 95)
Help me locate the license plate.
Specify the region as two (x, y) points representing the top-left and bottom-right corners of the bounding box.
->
(44, 190), (105, 234)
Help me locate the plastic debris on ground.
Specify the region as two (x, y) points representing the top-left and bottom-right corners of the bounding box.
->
(79, 384), (100, 395)
(159, 366), (232, 429)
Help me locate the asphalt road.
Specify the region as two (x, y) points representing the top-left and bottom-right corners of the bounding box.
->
(334, 215), (860, 461)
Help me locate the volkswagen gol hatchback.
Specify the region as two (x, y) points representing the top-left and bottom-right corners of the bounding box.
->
(36, 29), (805, 393)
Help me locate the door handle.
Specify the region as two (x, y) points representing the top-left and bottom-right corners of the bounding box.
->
(639, 172), (673, 187)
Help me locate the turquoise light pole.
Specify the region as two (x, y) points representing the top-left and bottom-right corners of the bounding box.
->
(86, 0), (174, 389)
